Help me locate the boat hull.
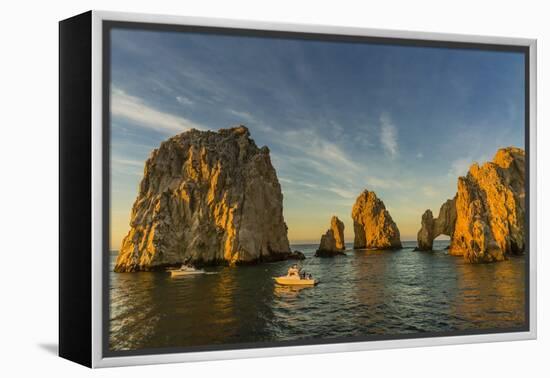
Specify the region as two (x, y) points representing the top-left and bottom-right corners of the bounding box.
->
(274, 277), (318, 286)
(170, 270), (205, 277)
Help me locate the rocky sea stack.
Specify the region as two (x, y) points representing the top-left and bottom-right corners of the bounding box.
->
(416, 198), (457, 251)
(114, 126), (294, 272)
(351, 190), (402, 250)
(315, 216), (346, 257)
(416, 147), (526, 263)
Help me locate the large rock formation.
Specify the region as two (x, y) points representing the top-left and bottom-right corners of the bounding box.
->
(351, 190), (402, 249)
(451, 147), (526, 263)
(315, 216), (346, 257)
(416, 147), (526, 263)
(416, 197), (457, 251)
(115, 125), (294, 272)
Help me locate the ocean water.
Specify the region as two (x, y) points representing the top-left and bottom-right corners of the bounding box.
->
(109, 240), (526, 352)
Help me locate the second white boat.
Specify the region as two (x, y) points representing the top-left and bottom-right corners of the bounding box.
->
(169, 265), (205, 277)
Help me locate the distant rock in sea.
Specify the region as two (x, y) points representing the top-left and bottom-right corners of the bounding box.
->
(315, 216), (346, 257)
(114, 125), (294, 272)
(417, 197), (457, 251)
(416, 147), (526, 263)
(351, 190), (402, 249)
(289, 250), (306, 260)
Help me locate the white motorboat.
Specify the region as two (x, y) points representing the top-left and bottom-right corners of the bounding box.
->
(273, 264), (318, 286)
(273, 276), (318, 286)
(169, 264), (205, 277)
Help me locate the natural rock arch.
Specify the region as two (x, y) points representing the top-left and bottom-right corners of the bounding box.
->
(416, 197), (457, 251)
(416, 147), (525, 263)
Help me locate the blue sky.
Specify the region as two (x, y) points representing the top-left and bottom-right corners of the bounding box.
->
(109, 28), (525, 248)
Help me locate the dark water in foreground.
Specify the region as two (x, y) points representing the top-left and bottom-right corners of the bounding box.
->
(109, 241), (525, 352)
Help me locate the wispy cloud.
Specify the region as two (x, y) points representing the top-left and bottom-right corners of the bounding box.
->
(327, 187), (356, 199)
(279, 177), (319, 190)
(380, 112), (399, 158)
(228, 109), (256, 122)
(279, 177), (294, 184)
(448, 154), (489, 178)
(367, 176), (400, 189)
(448, 157), (471, 177)
(225, 108), (278, 134)
(111, 87), (204, 134)
(282, 129), (362, 175)
(421, 185), (439, 197)
(111, 157), (146, 178)
(270, 127), (366, 201)
(112, 158), (145, 168)
(176, 95), (194, 106)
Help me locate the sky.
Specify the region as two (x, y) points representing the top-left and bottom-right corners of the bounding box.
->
(109, 28), (525, 249)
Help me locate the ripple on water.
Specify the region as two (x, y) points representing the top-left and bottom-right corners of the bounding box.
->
(108, 243), (526, 351)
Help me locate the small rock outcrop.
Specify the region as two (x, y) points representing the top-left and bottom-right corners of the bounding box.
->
(315, 216), (346, 257)
(416, 197), (457, 251)
(115, 125), (293, 272)
(416, 147), (526, 263)
(351, 190), (402, 249)
(289, 250), (306, 260)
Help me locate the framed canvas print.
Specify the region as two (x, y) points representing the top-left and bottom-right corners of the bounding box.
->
(59, 10), (537, 368)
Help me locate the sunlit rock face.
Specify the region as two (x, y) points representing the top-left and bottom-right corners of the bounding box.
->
(351, 190), (402, 250)
(416, 147), (526, 263)
(450, 147), (526, 263)
(416, 198), (457, 251)
(114, 126), (292, 272)
(315, 216), (346, 257)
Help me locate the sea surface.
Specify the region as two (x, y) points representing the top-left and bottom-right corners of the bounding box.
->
(109, 240), (526, 352)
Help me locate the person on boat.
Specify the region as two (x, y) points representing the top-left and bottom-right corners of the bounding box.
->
(287, 264), (300, 278)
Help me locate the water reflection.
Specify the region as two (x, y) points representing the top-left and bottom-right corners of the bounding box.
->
(273, 284), (311, 298)
(109, 242), (526, 352)
(109, 271), (164, 350)
(452, 256), (525, 328)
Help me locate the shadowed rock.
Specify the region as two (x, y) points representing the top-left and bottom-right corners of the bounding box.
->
(315, 216), (346, 257)
(114, 125), (293, 272)
(288, 250), (306, 260)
